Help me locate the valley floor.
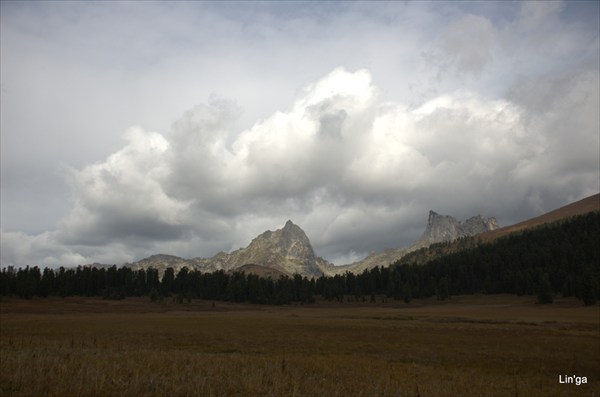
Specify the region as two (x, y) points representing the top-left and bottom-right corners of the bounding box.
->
(1, 295), (598, 396)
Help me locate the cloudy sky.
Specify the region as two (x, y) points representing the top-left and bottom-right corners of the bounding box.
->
(1, 1), (599, 267)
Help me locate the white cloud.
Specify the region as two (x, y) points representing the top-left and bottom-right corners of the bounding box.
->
(2, 2), (598, 267)
(440, 14), (497, 76)
(4, 63), (597, 267)
(507, 68), (600, 205)
(518, 1), (564, 30)
(57, 127), (189, 246)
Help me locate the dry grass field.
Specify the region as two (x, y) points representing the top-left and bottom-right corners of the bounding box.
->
(1, 295), (598, 397)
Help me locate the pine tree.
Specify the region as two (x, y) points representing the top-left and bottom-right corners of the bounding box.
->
(149, 287), (161, 302)
(536, 271), (553, 304)
(161, 268), (175, 296)
(577, 263), (598, 305)
(403, 282), (412, 304)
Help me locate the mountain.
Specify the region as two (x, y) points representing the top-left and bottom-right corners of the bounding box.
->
(477, 193), (599, 243)
(125, 220), (334, 278)
(108, 194), (599, 279)
(399, 193), (600, 267)
(338, 211), (498, 274)
(124, 213), (498, 278)
(195, 220), (333, 277)
(230, 264), (289, 279)
(127, 254), (194, 276)
(413, 211), (498, 249)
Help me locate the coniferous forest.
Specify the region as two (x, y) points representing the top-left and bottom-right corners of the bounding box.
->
(2, 212), (599, 305)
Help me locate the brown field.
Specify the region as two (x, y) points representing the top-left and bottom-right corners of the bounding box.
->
(1, 295), (598, 397)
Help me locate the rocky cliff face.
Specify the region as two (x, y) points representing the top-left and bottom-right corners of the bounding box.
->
(339, 210), (498, 274)
(413, 211), (498, 248)
(198, 220), (331, 277)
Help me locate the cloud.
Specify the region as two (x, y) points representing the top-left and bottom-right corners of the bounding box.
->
(0, 230), (87, 268)
(506, 67), (600, 210)
(439, 14), (497, 76)
(1, 2), (598, 268)
(517, 1), (564, 31)
(56, 126), (190, 246)
(3, 63), (597, 267)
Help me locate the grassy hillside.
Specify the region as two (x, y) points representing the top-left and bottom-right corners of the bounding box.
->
(479, 193), (599, 242)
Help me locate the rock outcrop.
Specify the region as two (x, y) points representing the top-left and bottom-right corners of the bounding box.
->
(413, 211), (498, 249)
(338, 210), (498, 274)
(196, 220), (332, 277)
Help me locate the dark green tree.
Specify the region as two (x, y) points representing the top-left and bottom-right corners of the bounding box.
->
(403, 282), (412, 304)
(577, 263), (598, 305)
(161, 268), (175, 296)
(536, 271), (553, 304)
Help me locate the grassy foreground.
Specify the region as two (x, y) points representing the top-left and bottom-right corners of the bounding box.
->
(1, 295), (598, 397)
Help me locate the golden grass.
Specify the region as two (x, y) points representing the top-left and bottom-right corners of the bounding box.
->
(1, 295), (598, 396)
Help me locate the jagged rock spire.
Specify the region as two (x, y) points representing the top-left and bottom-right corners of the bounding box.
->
(417, 210), (498, 247)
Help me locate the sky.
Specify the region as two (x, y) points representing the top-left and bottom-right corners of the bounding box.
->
(1, 1), (599, 267)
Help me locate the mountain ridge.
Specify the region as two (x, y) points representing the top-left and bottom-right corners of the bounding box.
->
(338, 211), (498, 275)
(126, 220), (334, 277)
(477, 193), (599, 243)
(121, 193), (599, 278)
(124, 212), (498, 277)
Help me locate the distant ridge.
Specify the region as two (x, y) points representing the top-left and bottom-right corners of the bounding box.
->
(338, 211), (498, 274)
(413, 211), (498, 249)
(478, 193), (600, 243)
(125, 220), (334, 278)
(116, 193), (599, 278)
(397, 192), (600, 268)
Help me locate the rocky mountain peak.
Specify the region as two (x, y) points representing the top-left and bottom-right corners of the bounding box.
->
(191, 220), (329, 277)
(283, 219), (296, 230)
(428, 210), (440, 223)
(251, 220), (315, 261)
(416, 210), (498, 247)
(122, 211), (498, 278)
(336, 209), (499, 275)
(463, 215), (498, 235)
(281, 219), (306, 240)
(426, 211), (454, 227)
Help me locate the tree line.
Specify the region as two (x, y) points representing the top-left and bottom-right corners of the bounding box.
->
(1, 212), (598, 305)
(0, 265), (315, 305)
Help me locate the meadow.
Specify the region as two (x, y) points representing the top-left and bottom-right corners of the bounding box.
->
(1, 295), (598, 397)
